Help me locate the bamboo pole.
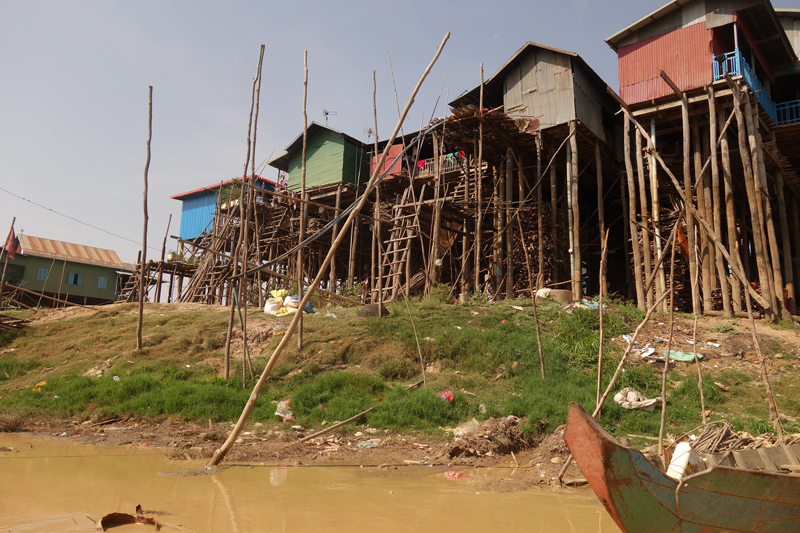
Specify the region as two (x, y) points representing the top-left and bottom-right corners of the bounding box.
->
(298, 50), (309, 349)
(719, 107), (742, 313)
(474, 63), (484, 294)
(624, 114), (645, 308)
(708, 87), (731, 316)
(156, 214), (171, 303)
(372, 70), (383, 316)
(136, 86), (152, 351)
(208, 32), (450, 466)
(793, 198), (800, 311)
(635, 130), (653, 308)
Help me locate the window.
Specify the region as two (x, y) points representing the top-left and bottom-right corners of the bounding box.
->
(68, 272), (83, 286)
(98, 276), (107, 289)
(37, 268), (49, 281)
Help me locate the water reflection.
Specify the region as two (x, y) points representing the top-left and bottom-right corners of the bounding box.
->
(0, 433), (620, 532)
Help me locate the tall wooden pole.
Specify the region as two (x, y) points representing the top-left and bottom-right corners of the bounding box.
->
(708, 87), (731, 316)
(550, 149), (559, 284)
(569, 120), (580, 301)
(538, 134), (544, 291)
(648, 118), (666, 311)
(506, 148), (515, 299)
(719, 107), (741, 313)
(624, 114), (645, 309)
(635, 129), (653, 308)
(0, 217), (17, 308)
(693, 122), (712, 311)
(298, 50), (308, 349)
(208, 32), (450, 466)
(136, 86), (152, 351)
(474, 63), (484, 294)
(372, 70), (382, 316)
(775, 166), (796, 314)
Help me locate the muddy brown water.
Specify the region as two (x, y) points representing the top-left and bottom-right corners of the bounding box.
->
(1, 434), (620, 532)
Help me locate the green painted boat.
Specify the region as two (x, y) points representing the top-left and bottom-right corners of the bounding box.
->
(564, 402), (800, 533)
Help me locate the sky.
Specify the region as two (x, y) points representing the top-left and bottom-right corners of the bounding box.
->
(0, 0), (673, 263)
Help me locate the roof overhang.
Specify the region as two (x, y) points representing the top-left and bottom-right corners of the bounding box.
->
(605, 0), (695, 51)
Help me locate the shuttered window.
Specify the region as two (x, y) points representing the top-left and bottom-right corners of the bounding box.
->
(68, 272), (83, 286)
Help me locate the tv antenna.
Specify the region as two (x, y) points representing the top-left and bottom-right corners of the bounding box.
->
(323, 109), (337, 126)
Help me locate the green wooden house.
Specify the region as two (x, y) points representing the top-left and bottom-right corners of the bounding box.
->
(1, 235), (133, 306)
(268, 122), (370, 192)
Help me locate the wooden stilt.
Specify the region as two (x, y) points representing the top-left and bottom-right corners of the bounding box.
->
(474, 62), (484, 294)
(693, 122), (712, 312)
(792, 197), (800, 308)
(329, 183), (342, 293)
(569, 120), (581, 301)
(708, 88), (731, 316)
(506, 148), (514, 299)
(730, 79), (776, 318)
(624, 114), (645, 308)
(719, 107), (741, 313)
(749, 95), (786, 319)
(550, 150), (559, 284)
(648, 118), (667, 311)
(620, 174), (634, 300)
(635, 129), (653, 308)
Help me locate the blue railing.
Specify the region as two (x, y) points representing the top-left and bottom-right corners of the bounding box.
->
(776, 100), (800, 125)
(711, 49), (789, 124)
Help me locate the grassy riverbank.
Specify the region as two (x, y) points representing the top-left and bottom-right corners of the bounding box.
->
(2, 295), (799, 442)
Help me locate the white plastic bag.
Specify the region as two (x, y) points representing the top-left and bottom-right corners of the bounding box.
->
(264, 299), (282, 315)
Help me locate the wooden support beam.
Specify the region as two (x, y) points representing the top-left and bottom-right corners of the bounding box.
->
(660, 69), (700, 315)
(635, 129), (653, 308)
(624, 114), (645, 309)
(569, 120), (581, 301)
(694, 121), (713, 311)
(708, 87), (731, 316)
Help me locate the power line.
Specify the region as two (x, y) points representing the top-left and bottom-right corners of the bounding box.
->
(0, 185), (160, 252)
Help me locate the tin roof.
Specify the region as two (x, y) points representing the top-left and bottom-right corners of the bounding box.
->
(170, 175), (277, 200)
(19, 235), (131, 269)
(605, 0), (695, 50)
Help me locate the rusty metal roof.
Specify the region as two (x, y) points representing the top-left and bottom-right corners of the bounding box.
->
(19, 235), (130, 269)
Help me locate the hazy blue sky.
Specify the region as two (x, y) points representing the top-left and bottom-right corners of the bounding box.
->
(1, 0), (673, 262)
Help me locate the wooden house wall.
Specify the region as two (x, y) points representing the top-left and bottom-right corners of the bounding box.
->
(6, 255), (122, 301)
(342, 139), (369, 187)
(573, 65), (605, 142)
(287, 129), (345, 189)
(778, 14), (800, 56)
(619, 22), (713, 104)
(504, 48), (575, 130)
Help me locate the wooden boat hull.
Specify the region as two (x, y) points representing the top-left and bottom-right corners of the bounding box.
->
(564, 402), (800, 533)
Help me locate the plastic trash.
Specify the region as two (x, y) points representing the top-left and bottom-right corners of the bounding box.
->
(303, 301), (314, 314)
(666, 441), (707, 481)
(264, 299), (282, 315)
(613, 387), (662, 410)
(438, 390), (454, 403)
(284, 296), (299, 309)
(325, 311), (337, 318)
(275, 400), (295, 422)
(113, 376), (120, 382)
(270, 289), (288, 299)
(665, 350), (703, 362)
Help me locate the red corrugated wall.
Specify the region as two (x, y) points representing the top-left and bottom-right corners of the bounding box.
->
(371, 143), (404, 177)
(618, 22), (713, 105)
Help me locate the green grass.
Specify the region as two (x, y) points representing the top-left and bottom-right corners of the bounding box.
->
(1, 299), (797, 441)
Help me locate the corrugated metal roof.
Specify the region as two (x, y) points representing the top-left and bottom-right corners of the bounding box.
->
(19, 235), (129, 269)
(171, 175), (276, 200)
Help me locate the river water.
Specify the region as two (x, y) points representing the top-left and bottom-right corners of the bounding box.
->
(0, 433), (620, 532)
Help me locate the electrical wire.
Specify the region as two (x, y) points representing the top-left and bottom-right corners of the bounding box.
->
(0, 185), (161, 252)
